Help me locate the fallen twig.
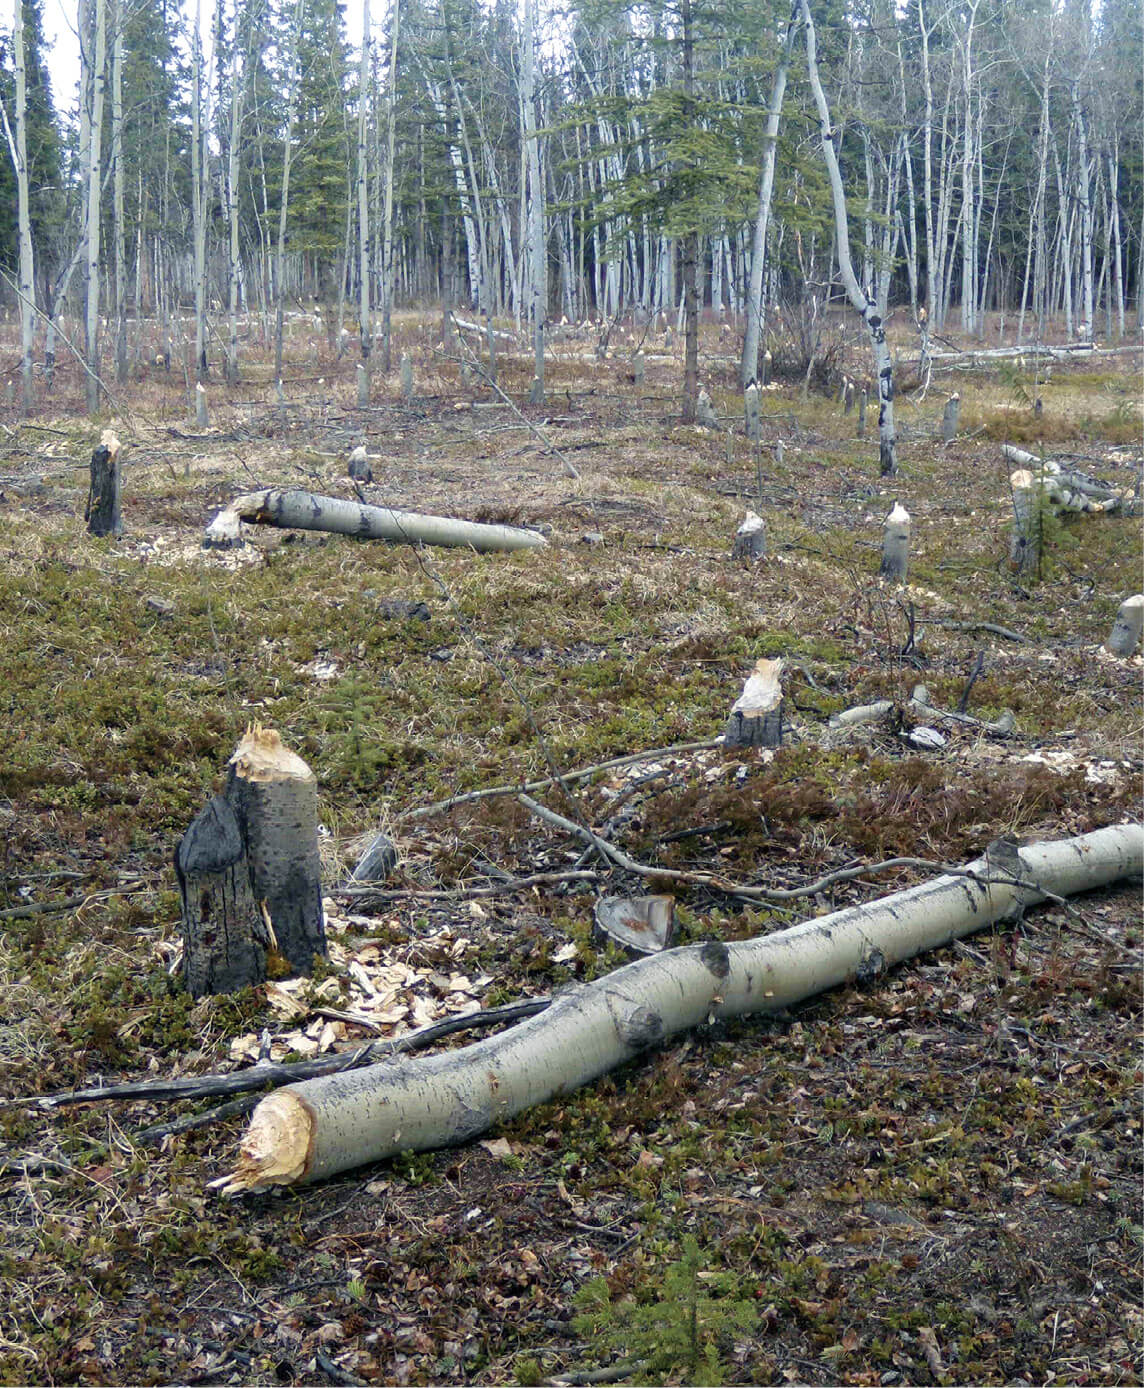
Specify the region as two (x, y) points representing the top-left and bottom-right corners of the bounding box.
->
(445, 316), (581, 479)
(339, 869), (601, 902)
(546, 1362), (647, 1387)
(15, 997), (554, 1113)
(394, 738), (722, 824)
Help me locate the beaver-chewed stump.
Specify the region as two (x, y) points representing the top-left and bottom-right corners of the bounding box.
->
(724, 657), (784, 748)
(176, 726), (326, 998)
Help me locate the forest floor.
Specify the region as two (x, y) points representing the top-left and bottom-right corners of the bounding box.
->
(0, 312), (1141, 1387)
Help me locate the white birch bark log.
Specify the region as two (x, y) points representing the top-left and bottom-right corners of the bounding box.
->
(213, 824), (1143, 1191)
(226, 489), (547, 553)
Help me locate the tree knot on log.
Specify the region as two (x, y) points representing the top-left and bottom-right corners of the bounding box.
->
(606, 987), (665, 1050)
(700, 940), (731, 979)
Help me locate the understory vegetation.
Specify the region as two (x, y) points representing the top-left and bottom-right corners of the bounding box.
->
(0, 316), (1140, 1386)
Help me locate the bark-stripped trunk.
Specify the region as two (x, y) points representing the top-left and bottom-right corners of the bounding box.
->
(213, 825), (1143, 1191)
(801, 0), (897, 476)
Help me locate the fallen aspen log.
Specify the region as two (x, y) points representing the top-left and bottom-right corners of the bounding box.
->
(225, 489), (547, 553)
(1000, 446), (1132, 513)
(213, 823), (1141, 1193)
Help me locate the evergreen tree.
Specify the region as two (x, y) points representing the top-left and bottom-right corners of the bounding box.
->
(0, 0), (63, 290)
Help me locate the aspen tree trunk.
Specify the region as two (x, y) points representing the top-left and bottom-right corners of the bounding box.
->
(522, 0), (545, 403)
(1018, 38), (1053, 345)
(84, 0), (107, 414)
(226, 33), (246, 385)
(917, 0), (936, 326)
(191, 1), (208, 382)
(378, 0), (399, 371)
(274, 0), (302, 387)
(11, 0), (35, 415)
(357, 0), (371, 365)
(741, 3), (797, 388)
(111, 2), (127, 384)
(959, 0), (980, 337)
(1107, 149), (1124, 340)
(1072, 81), (1094, 343)
(801, 0), (897, 477)
(679, 0), (698, 424)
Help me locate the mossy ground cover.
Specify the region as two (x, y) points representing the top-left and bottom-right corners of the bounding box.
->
(0, 316), (1140, 1385)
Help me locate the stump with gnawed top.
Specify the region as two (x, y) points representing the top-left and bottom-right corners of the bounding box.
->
(176, 727), (326, 997)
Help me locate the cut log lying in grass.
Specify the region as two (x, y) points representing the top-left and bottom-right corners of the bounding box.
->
(212, 824), (1142, 1193)
(228, 488), (547, 552)
(1000, 446), (1132, 513)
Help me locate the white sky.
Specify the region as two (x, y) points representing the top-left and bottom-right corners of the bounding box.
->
(40, 0), (373, 120)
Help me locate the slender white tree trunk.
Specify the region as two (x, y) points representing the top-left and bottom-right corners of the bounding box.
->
(111, 1), (127, 384)
(9, 0), (36, 414)
(226, 35), (245, 384)
(84, 0), (108, 413)
(274, 0), (301, 387)
(522, 0), (545, 401)
(356, 0), (371, 365)
(1073, 81), (1094, 342)
(801, 0), (897, 476)
(741, 3), (797, 387)
(192, 0), (208, 383)
(958, 0), (980, 336)
(918, 0), (936, 324)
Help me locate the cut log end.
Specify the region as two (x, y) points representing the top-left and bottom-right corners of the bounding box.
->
(210, 1089), (314, 1194)
(230, 724), (315, 784)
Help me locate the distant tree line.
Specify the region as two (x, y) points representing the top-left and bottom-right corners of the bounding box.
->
(0, 0), (1139, 414)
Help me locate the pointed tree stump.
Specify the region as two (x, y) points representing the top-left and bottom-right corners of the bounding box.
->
(731, 510), (767, 561)
(879, 502), (910, 581)
(724, 658), (784, 748)
(175, 727), (326, 997)
(225, 727), (326, 978)
(86, 430), (122, 538)
(1106, 595), (1144, 656)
